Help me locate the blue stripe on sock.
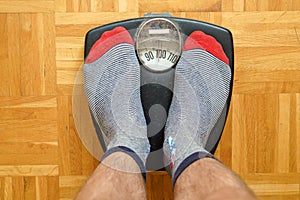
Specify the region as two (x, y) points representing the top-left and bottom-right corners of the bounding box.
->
(173, 151), (219, 186)
(101, 146), (146, 181)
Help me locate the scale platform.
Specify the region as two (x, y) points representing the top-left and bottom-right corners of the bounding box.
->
(79, 14), (234, 171)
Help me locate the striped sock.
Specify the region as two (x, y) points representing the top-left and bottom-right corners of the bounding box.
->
(164, 31), (232, 185)
(84, 27), (150, 176)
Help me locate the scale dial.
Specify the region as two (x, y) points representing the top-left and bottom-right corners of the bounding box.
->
(136, 18), (182, 72)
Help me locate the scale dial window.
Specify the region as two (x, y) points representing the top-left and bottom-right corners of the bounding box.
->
(136, 18), (182, 72)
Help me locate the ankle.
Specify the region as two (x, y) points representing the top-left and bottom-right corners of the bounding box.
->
(101, 148), (146, 179)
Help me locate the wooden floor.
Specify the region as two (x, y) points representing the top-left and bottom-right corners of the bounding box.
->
(0, 0), (300, 199)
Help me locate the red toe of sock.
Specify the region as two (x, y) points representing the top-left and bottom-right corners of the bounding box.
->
(183, 31), (229, 65)
(85, 26), (134, 64)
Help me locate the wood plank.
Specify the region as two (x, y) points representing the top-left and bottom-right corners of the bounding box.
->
(232, 94), (247, 173)
(68, 114), (84, 175)
(6, 14), (21, 97)
(12, 177), (24, 200)
(3, 177), (12, 200)
(138, 0), (221, 12)
(0, 14), (21, 97)
(218, 106), (232, 168)
(249, 183), (299, 195)
(231, 25), (300, 47)
(56, 60), (83, 70)
(0, 96), (57, 108)
(0, 14), (9, 96)
(222, 0), (244, 11)
(1, 176), (59, 199)
(0, 107), (57, 120)
(55, 12), (139, 25)
(24, 177), (36, 199)
(57, 70), (82, 85)
(19, 13), (56, 96)
(296, 93), (300, 172)
(46, 176), (59, 200)
(59, 186), (81, 199)
(19, 13), (39, 95)
(259, 194), (300, 200)
(0, 154), (58, 165)
(81, 143), (99, 175)
(289, 94), (298, 172)
(55, 24), (98, 37)
(0, 142), (57, 154)
(275, 94), (291, 173)
(222, 11), (300, 24)
(184, 12), (222, 26)
(235, 70), (300, 83)
(235, 47), (300, 70)
(36, 176), (48, 200)
(57, 96), (71, 175)
(146, 171), (173, 200)
(241, 173), (300, 184)
(0, 119), (57, 142)
(42, 13), (57, 96)
(59, 175), (88, 187)
(0, 177), (4, 200)
(58, 96), (94, 175)
(90, 0), (118, 12)
(234, 82), (300, 94)
(57, 84), (75, 95)
(243, 172), (300, 198)
(59, 176), (88, 199)
(255, 95), (278, 173)
(244, 0), (300, 11)
(0, 1), (54, 13)
(0, 165), (58, 176)
(66, 0), (91, 12)
(118, 0), (138, 12)
(35, 176), (59, 200)
(56, 48), (83, 61)
(55, 0), (67, 12)
(244, 94), (258, 173)
(56, 37), (84, 48)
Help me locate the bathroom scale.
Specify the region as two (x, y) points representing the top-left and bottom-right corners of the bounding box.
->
(74, 13), (234, 171)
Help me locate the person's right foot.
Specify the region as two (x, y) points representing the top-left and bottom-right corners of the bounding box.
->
(84, 26), (149, 174)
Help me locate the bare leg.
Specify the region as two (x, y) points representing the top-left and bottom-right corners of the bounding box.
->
(174, 158), (257, 200)
(75, 152), (147, 200)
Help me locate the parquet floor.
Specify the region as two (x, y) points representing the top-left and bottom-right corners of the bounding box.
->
(0, 0), (299, 199)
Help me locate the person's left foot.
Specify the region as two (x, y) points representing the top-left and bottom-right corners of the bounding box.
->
(84, 26), (149, 174)
(164, 31), (232, 184)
